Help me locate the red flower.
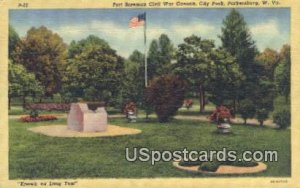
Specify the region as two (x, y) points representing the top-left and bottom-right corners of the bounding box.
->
(123, 102), (137, 114)
(209, 105), (232, 123)
(184, 99), (193, 109)
(20, 115), (58, 122)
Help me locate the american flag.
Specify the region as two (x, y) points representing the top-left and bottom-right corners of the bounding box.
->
(129, 13), (146, 28)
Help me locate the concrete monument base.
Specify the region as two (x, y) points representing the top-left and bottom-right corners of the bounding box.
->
(67, 103), (107, 132)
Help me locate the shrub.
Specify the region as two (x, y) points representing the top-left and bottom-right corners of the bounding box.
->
(199, 160), (257, 172)
(239, 99), (256, 124)
(256, 108), (269, 126)
(145, 75), (185, 123)
(20, 115), (57, 122)
(209, 105), (233, 124)
(199, 161), (220, 172)
(229, 160), (258, 167)
(26, 103), (70, 111)
(273, 108), (290, 129)
(178, 160), (202, 167)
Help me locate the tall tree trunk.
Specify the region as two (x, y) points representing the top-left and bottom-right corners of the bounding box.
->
(199, 85), (205, 113)
(259, 120), (263, 127)
(232, 99), (237, 117)
(203, 89), (206, 108)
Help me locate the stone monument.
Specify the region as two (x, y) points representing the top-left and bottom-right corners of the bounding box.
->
(67, 103), (108, 132)
(217, 118), (231, 134)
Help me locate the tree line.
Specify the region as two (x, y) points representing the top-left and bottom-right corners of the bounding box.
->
(9, 9), (290, 126)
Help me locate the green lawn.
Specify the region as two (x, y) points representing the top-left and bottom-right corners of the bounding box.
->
(9, 117), (290, 179)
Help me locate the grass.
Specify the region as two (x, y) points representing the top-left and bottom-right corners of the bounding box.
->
(9, 116), (290, 179)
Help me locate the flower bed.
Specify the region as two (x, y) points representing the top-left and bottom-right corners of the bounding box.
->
(178, 159), (258, 172)
(20, 115), (58, 122)
(174, 159), (267, 174)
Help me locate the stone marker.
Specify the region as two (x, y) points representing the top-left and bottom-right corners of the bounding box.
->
(217, 118), (231, 134)
(67, 103), (108, 132)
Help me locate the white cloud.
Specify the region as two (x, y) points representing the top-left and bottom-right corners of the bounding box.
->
(53, 19), (217, 57)
(147, 21), (217, 43)
(250, 19), (289, 51)
(250, 19), (280, 36)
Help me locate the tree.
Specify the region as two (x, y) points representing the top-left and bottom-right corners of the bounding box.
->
(255, 48), (280, 80)
(175, 35), (214, 112)
(120, 50), (145, 108)
(147, 40), (160, 80)
(145, 75), (185, 123)
(63, 35), (125, 104)
(239, 99), (256, 124)
(12, 26), (67, 97)
(147, 34), (175, 79)
(157, 34), (175, 74)
(9, 61), (43, 109)
(9, 25), (20, 59)
(275, 44), (290, 102)
(220, 9), (259, 110)
(256, 109), (269, 126)
(220, 9), (257, 77)
(273, 108), (290, 129)
(253, 48), (278, 122)
(207, 48), (243, 108)
(253, 78), (276, 126)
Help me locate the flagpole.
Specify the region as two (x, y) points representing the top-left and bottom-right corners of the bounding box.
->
(144, 12), (148, 87)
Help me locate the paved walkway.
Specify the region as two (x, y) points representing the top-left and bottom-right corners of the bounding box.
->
(9, 113), (278, 128)
(174, 115), (277, 128)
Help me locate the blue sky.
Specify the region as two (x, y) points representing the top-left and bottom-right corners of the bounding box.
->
(9, 8), (290, 58)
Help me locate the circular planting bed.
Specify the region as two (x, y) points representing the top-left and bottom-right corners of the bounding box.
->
(28, 125), (142, 138)
(173, 160), (267, 174)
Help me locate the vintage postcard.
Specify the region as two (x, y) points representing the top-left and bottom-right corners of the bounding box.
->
(0, 0), (299, 187)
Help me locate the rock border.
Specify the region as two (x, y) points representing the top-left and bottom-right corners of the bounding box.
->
(28, 124), (142, 138)
(173, 161), (267, 174)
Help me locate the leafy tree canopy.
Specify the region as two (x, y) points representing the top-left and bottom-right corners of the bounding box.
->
(220, 9), (257, 76)
(145, 75), (185, 123)
(275, 44), (290, 101)
(12, 26), (67, 96)
(63, 35), (125, 103)
(147, 34), (175, 79)
(9, 25), (20, 59)
(255, 48), (280, 80)
(9, 61), (43, 107)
